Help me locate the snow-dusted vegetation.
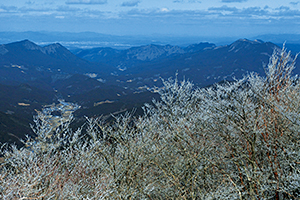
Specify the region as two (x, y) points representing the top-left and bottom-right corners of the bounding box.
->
(0, 46), (299, 199)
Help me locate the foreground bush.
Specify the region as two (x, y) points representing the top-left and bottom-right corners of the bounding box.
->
(0, 46), (299, 199)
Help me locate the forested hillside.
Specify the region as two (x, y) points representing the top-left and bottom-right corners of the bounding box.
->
(0, 46), (299, 199)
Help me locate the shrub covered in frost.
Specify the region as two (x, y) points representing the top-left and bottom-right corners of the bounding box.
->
(0, 46), (299, 199)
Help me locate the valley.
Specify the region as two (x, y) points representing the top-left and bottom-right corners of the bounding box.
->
(0, 38), (299, 147)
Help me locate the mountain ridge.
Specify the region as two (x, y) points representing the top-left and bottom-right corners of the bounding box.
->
(0, 39), (112, 84)
(1, 38), (299, 147)
(75, 38), (292, 88)
(73, 42), (216, 64)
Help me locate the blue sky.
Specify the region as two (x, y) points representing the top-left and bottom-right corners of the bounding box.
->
(0, 0), (300, 37)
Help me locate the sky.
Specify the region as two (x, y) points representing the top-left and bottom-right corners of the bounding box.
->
(0, 0), (300, 37)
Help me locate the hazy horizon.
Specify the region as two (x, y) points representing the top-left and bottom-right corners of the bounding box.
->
(2, 31), (300, 50)
(1, 0), (299, 38)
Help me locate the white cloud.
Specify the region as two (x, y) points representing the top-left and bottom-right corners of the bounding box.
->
(55, 15), (65, 19)
(121, 1), (141, 7)
(65, 0), (107, 5)
(161, 8), (170, 12)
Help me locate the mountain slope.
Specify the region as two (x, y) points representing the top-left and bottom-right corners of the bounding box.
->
(0, 83), (56, 119)
(97, 39), (299, 88)
(0, 111), (33, 147)
(73, 42), (215, 66)
(0, 40), (111, 84)
(151, 39), (280, 87)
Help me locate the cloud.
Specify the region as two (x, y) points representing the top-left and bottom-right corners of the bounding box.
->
(19, 7), (52, 12)
(55, 16), (65, 19)
(122, 8), (209, 19)
(173, 0), (201, 3)
(161, 8), (169, 12)
(121, 1), (141, 7)
(56, 5), (81, 12)
(208, 5), (238, 12)
(65, 0), (107, 5)
(209, 5), (267, 16)
(0, 5), (18, 12)
(221, 0), (247, 3)
(276, 6), (290, 11)
(2, 3), (300, 36)
(54, 5), (106, 17)
(207, 5), (300, 19)
(290, 1), (300, 5)
(25, 1), (35, 5)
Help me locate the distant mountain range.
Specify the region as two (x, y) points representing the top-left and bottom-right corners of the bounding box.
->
(2, 31), (300, 49)
(2, 38), (292, 91)
(0, 31), (222, 49)
(1, 38), (299, 146)
(73, 39), (300, 89)
(73, 42), (215, 64)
